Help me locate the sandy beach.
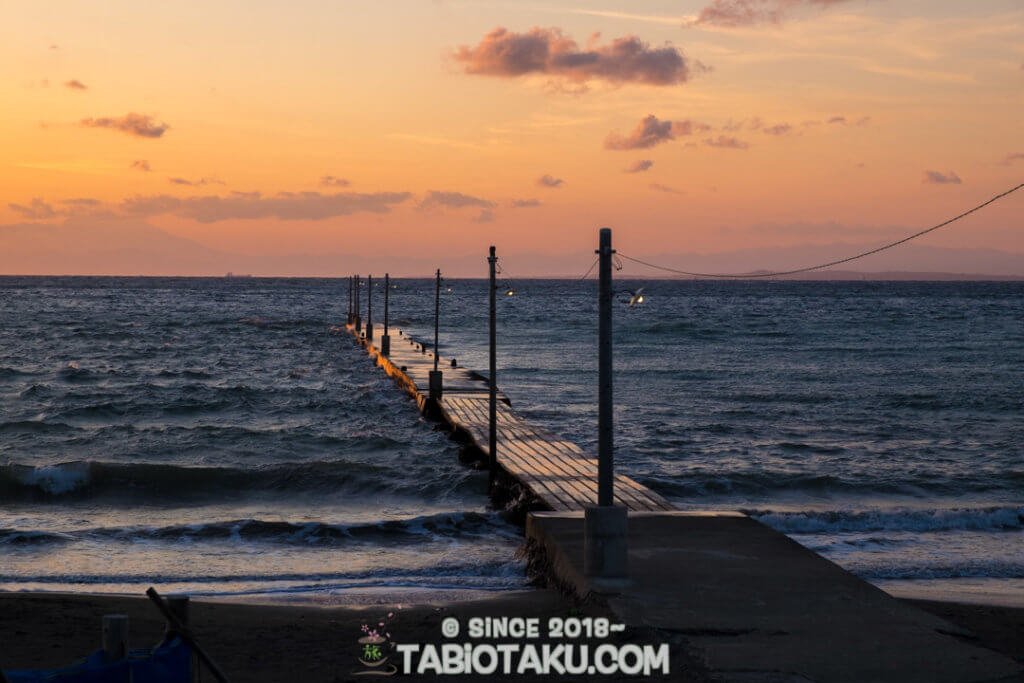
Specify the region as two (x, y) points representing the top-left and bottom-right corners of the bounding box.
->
(0, 590), (715, 681)
(2, 591), (1023, 681)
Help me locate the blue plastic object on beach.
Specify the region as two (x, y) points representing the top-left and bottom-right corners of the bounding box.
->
(3, 637), (190, 683)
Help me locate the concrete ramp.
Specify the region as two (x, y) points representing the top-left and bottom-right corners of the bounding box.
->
(527, 511), (1022, 683)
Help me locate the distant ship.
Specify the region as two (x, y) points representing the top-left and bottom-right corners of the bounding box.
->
(225, 272), (253, 278)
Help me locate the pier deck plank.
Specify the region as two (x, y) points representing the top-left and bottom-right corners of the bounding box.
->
(345, 324), (674, 512)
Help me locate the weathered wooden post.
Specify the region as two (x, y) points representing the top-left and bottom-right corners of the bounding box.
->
(429, 269), (443, 401)
(347, 275), (352, 324)
(381, 273), (391, 356)
(102, 614), (129, 663)
(163, 596), (197, 682)
(585, 227), (628, 580)
(366, 274), (374, 341)
(354, 274), (362, 334)
(488, 247), (498, 490)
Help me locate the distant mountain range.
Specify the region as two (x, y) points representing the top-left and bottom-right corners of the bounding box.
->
(1, 218), (1022, 279)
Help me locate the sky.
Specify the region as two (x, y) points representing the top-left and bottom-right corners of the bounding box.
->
(2, 0), (1023, 275)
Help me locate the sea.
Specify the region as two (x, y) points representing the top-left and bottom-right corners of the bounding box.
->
(1, 276), (1021, 605)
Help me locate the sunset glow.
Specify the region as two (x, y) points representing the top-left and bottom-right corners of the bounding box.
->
(2, 0), (1022, 275)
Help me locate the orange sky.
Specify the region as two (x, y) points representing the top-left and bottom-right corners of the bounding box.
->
(2, 0), (1023, 274)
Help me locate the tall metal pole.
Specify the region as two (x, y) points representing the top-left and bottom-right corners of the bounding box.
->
(585, 227), (627, 580)
(597, 228), (614, 506)
(428, 269), (443, 402)
(488, 247), (498, 490)
(382, 273), (391, 356)
(433, 269), (441, 372)
(347, 275), (352, 324)
(355, 274), (361, 333)
(367, 274), (374, 341)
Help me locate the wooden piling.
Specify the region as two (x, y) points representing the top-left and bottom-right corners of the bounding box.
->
(102, 614), (129, 663)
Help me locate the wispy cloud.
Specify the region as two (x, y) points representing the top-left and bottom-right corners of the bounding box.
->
(63, 79), (88, 90)
(537, 174), (565, 188)
(453, 27), (702, 87)
(649, 183), (685, 195)
(704, 135), (750, 149)
(80, 113), (169, 138)
(998, 152), (1024, 166)
(625, 159), (654, 173)
(690, 0), (858, 28)
(922, 170), (962, 185)
(762, 123), (793, 136)
(131, 160), (151, 172)
(510, 198), (542, 207)
(420, 191), (497, 210)
(320, 175), (350, 187)
(8, 198), (59, 220)
(168, 177), (223, 187)
(604, 115), (709, 150)
(121, 191), (412, 223)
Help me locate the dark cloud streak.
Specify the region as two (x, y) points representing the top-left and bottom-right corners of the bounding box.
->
(80, 113), (169, 138)
(454, 27), (700, 87)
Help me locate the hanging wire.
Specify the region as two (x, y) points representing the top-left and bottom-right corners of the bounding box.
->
(616, 181), (1024, 279)
(495, 263), (517, 295)
(578, 256), (600, 281)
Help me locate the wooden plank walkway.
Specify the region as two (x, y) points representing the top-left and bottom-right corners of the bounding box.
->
(345, 324), (674, 512)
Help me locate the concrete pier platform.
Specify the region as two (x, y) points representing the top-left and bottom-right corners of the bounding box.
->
(527, 511), (1022, 683)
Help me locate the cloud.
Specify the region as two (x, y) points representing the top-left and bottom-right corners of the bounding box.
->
(510, 198), (541, 207)
(453, 27), (700, 87)
(474, 209), (496, 223)
(704, 135), (750, 149)
(80, 113), (169, 138)
(168, 177), (223, 187)
(998, 153), (1024, 166)
(320, 175), (350, 187)
(922, 170), (962, 185)
(649, 183), (685, 195)
(121, 191), (412, 223)
(691, 0), (855, 27)
(762, 123), (792, 136)
(604, 115), (710, 150)
(60, 198), (101, 207)
(8, 198), (59, 220)
(64, 79), (88, 90)
(827, 116), (847, 124)
(420, 191), (497, 210)
(131, 160), (151, 172)
(536, 174), (565, 188)
(626, 159), (655, 173)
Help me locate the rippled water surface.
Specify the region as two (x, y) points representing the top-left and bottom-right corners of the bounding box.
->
(1, 276), (1021, 601)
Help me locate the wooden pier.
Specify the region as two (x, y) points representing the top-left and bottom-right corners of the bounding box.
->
(344, 324), (673, 512)
(342, 320), (1023, 682)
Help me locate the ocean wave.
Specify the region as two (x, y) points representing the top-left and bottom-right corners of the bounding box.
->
(57, 361), (94, 382)
(859, 561), (1024, 581)
(0, 511), (519, 547)
(648, 469), (1024, 497)
(0, 559), (528, 594)
(0, 459), (475, 501)
(0, 420), (78, 436)
(750, 506), (1024, 534)
(0, 366), (34, 380)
